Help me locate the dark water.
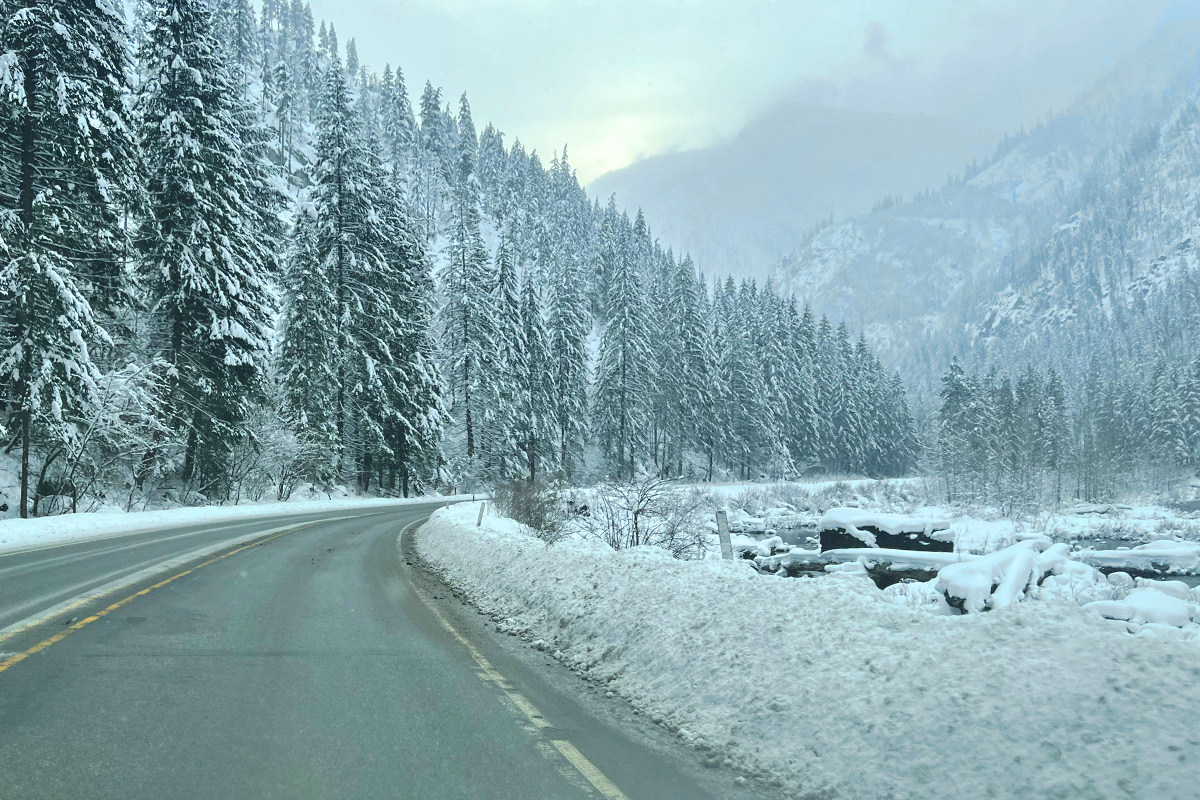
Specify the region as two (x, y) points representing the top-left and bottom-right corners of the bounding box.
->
(748, 527), (817, 548)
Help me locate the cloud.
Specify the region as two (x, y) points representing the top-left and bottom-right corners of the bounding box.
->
(863, 23), (889, 59)
(772, 0), (1169, 138)
(310, 0), (1171, 183)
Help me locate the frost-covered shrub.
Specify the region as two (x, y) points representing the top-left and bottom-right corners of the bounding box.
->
(491, 479), (567, 543)
(576, 477), (709, 559)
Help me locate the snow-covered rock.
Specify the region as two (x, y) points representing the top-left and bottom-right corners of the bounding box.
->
(1086, 588), (1198, 628)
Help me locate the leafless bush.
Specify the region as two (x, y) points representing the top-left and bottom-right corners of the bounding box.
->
(579, 476), (709, 559)
(491, 479), (567, 542)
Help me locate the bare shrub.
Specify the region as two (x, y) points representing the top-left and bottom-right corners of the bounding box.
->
(491, 479), (566, 542)
(579, 477), (709, 559)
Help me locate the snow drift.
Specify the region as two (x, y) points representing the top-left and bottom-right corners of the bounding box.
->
(418, 503), (1200, 800)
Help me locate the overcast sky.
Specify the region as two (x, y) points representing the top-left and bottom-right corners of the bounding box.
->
(306, 0), (1175, 184)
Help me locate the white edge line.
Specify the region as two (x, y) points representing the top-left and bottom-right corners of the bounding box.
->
(401, 518), (629, 800)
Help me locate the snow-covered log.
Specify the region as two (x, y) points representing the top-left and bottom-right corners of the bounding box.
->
(818, 508), (953, 552)
(1078, 541), (1200, 577)
(1086, 588), (1198, 629)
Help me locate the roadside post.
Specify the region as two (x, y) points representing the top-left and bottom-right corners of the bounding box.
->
(716, 510), (733, 560)
(477, 501), (487, 527)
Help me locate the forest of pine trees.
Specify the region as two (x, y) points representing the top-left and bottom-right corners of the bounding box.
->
(0, 0), (918, 518)
(937, 358), (1200, 509)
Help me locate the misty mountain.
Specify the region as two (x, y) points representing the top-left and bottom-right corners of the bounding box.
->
(589, 103), (994, 278)
(770, 19), (1200, 397)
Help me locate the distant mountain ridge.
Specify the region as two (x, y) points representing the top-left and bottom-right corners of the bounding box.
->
(768, 19), (1200, 396)
(589, 103), (994, 279)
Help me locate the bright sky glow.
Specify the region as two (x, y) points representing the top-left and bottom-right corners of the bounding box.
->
(306, 0), (1172, 183)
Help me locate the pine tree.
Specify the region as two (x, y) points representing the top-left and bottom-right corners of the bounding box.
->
(380, 64), (415, 176)
(278, 208), (337, 480)
(1177, 358), (1200, 467)
(488, 222), (522, 476)
(1149, 362), (1185, 471)
(379, 167), (445, 496)
(438, 94), (497, 485)
(1038, 368), (1070, 506)
(515, 260), (555, 482)
(0, 0), (140, 516)
(593, 218), (652, 478)
(413, 81), (447, 239)
(309, 53), (404, 486)
(137, 0), (282, 496)
(938, 359), (975, 503)
(214, 0), (258, 73)
(545, 232), (590, 479)
(781, 302), (819, 471)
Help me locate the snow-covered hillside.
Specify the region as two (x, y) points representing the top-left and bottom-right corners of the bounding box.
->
(773, 20), (1200, 394)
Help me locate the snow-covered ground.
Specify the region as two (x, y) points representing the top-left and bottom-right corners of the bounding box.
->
(0, 494), (468, 555)
(691, 478), (1200, 547)
(418, 502), (1200, 800)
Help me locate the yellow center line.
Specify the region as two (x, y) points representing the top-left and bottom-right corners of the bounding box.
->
(0, 521), (322, 676)
(401, 518), (630, 800)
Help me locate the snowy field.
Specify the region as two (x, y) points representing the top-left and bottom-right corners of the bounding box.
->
(0, 494), (469, 555)
(419, 501), (1200, 799)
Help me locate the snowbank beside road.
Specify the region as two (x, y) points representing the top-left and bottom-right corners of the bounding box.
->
(0, 495), (463, 555)
(418, 502), (1200, 800)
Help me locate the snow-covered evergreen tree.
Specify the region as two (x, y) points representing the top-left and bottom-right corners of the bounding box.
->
(136, 0), (282, 497)
(438, 94), (497, 486)
(0, 0), (141, 516)
(515, 256), (555, 482)
(278, 208), (337, 480)
(592, 219), (652, 478)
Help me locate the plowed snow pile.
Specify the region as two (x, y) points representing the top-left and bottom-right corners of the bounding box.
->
(419, 503), (1200, 800)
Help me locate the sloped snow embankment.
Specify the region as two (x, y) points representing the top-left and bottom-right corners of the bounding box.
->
(418, 503), (1200, 800)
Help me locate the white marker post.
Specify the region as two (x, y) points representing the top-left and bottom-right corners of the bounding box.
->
(476, 501), (487, 527)
(716, 510), (733, 560)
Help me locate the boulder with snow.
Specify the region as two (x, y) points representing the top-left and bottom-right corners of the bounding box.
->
(818, 508), (953, 553)
(1086, 588), (1199, 629)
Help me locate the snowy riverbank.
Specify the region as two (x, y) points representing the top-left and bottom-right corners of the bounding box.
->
(418, 502), (1200, 800)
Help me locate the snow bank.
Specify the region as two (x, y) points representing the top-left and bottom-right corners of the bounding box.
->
(0, 495), (463, 554)
(946, 516), (1017, 553)
(418, 503), (1200, 800)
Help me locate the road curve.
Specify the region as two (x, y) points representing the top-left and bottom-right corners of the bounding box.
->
(0, 504), (731, 799)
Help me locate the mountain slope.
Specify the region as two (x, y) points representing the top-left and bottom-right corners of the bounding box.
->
(590, 104), (994, 278)
(770, 20), (1200, 396)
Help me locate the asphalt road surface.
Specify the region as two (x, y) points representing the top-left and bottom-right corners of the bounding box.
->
(0, 503), (748, 800)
